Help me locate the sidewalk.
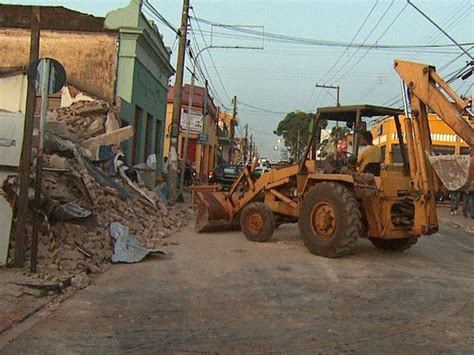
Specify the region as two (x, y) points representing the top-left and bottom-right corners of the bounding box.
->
(437, 203), (474, 234)
(0, 268), (56, 335)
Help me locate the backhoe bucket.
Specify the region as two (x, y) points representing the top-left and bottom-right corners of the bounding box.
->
(195, 190), (235, 233)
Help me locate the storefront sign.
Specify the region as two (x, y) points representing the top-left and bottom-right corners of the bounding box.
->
(197, 133), (208, 144)
(180, 108), (203, 132)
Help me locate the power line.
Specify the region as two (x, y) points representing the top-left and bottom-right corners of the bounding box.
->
(404, 0), (468, 60)
(318, 0), (379, 86)
(188, 38), (228, 109)
(142, 0), (180, 35)
(191, 15), (472, 50)
(407, 0), (473, 60)
(190, 7), (232, 104)
(340, 3), (409, 100)
(238, 100), (287, 115)
(366, 2), (472, 106)
(327, 0), (397, 84)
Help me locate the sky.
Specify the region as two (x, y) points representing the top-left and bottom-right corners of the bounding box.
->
(3, 0), (472, 160)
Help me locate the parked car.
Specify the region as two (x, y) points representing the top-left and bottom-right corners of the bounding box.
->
(208, 164), (242, 190)
(253, 166), (271, 178)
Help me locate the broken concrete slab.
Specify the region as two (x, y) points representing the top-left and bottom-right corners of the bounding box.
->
(81, 126), (133, 150)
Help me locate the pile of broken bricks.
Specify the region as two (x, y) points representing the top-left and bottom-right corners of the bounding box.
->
(4, 99), (192, 287)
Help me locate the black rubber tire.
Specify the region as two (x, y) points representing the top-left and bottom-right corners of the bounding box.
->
(240, 202), (275, 242)
(298, 182), (361, 258)
(369, 237), (418, 252)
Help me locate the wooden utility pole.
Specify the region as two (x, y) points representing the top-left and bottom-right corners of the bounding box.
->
(31, 59), (51, 273)
(13, 7), (40, 266)
(249, 134), (253, 161)
(229, 96), (237, 163)
(315, 83), (340, 106)
(168, 0), (190, 203)
(243, 123), (248, 162)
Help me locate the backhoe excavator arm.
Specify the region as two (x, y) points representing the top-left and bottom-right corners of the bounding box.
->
(394, 60), (473, 146)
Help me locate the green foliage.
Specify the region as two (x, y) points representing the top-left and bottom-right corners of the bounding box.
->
(274, 111), (320, 159)
(330, 125), (351, 139)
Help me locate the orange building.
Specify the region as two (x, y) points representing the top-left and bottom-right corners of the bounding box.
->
(164, 85), (222, 180)
(370, 113), (472, 164)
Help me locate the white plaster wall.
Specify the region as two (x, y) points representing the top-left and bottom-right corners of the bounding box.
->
(0, 73), (27, 113)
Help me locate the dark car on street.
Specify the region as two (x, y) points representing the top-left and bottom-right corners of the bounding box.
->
(208, 164), (242, 190)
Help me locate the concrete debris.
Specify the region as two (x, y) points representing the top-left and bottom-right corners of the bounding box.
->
(51, 202), (92, 222)
(70, 272), (90, 290)
(4, 99), (194, 287)
(48, 154), (70, 170)
(105, 109), (120, 133)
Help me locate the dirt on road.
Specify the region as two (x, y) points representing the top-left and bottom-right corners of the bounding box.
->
(1, 223), (473, 353)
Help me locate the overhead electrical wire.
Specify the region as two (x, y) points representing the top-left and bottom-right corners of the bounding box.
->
(305, 0), (379, 111)
(191, 7), (232, 105)
(237, 101), (287, 115)
(190, 15), (472, 50)
(142, 0), (180, 35)
(188, 23), (232, 111)
(317, 0), (380, 85)
(329, 1), (400, 84)
(373, 2), (471, 106)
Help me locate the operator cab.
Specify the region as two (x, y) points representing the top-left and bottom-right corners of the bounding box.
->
(301, 104), (405, 176)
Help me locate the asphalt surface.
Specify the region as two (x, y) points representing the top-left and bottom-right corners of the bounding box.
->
(1, 222), (473, 353)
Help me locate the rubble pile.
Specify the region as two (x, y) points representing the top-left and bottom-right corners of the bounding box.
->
(50, 100), (113, 140)
(7, 99), (192, 281)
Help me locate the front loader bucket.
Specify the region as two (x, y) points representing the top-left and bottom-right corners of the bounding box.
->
(195, 190), (236, 233)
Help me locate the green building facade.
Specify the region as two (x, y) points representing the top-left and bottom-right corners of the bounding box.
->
(105, 0), (174, 173)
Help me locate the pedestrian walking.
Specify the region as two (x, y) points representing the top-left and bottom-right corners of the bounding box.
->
(450, 191), (460, 215)
(462, 191), (474, 219)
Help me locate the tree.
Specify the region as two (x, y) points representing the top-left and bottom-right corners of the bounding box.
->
(274, 111), (325, 161)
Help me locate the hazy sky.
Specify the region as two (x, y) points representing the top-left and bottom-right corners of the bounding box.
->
(3, 0), (472, 159)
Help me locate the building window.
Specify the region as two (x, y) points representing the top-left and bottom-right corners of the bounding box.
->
(144, 113), (154, 159)
(433, 145), (455, 155)
(132, 105), (143, 165)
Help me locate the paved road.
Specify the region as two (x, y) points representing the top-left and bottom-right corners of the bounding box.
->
(2, 223), (473, 353)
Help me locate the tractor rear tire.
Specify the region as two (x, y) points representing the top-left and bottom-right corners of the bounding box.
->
(369, 237), (417, 252)
(299, 182), (361, 258)
(241, 202), (275, 242)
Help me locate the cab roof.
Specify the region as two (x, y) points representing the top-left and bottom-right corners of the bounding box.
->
(316, 104), (403, 122)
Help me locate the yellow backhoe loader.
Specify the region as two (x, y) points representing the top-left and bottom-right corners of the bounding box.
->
(195, 60), (474, 257)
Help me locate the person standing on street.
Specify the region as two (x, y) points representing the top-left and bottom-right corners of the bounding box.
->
(162, 156), (169, 181)
(462, 148), (474, 218)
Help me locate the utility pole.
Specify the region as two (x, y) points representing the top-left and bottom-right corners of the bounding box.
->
(243, 123), (248, 162)
(31, 59), (51, 273)
(13, 7), (40, 266)
(315, 83), (340, 106)
(168, 0), (190, 203)
(296, 129), (301, 161)
(249, 134), (253, 161)
(230, 96), (237, 163)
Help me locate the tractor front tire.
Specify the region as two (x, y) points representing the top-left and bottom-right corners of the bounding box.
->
(241, 202), (275, 242)
(369, 237), (417, 252)
(299, 182), (361, 258)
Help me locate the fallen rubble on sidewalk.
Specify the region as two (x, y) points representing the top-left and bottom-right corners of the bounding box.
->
(3, 99), (193, 288)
